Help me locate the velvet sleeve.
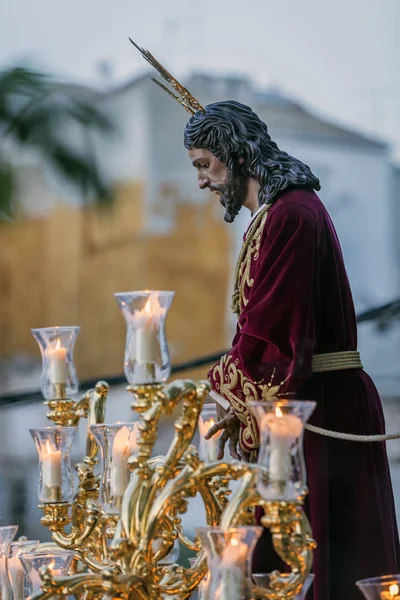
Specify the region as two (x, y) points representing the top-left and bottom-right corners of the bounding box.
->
(208, 207), (319, 451)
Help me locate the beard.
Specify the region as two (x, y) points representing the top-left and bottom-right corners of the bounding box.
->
(210, 168), (248, 223)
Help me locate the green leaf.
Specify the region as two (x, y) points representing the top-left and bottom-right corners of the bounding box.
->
(0, 64), (115, 217)
(0, 161), (15, 222)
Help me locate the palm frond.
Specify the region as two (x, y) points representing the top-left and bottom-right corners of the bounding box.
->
(0, 65), (114, 220)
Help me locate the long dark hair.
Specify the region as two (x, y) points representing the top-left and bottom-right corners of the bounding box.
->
(184, 100), (320, 205)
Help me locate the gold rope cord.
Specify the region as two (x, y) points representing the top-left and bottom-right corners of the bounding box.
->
(312, 351), (362, 372)
(305, 424), (400, 442)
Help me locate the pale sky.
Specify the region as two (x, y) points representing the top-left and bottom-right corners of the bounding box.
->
(1, 0), (399, 159)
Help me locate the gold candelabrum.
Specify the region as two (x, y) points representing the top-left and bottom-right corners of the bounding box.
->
(28, 291), (316, 600)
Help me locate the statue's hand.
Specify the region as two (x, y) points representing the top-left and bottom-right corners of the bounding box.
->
(205, 405), (242, 461)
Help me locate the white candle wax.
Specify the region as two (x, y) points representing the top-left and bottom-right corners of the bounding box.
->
(198, 417), (223, 462)
(218, 539), (247, 600)
(42, 442), (62, 487)
(110, 462), (129, 497)
(136, 327), (159, 363)
(134, 298), (164, 364)
(45, 339), (68, 384)
(110, 426), (137, 497)
(261, 409), (303, 482)
(270, 439), (292, 482)
(8, 556), (25, 600)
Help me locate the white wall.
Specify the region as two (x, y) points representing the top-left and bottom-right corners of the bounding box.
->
(94, 78), (150, 183)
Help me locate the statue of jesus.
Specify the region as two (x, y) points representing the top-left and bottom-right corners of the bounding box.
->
(184, 100), (400, 599)
(130, 39), (400, 599)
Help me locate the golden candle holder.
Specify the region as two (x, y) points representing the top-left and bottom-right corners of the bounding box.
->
(28, 292), (316, 600)
(29, 379), (315, 600)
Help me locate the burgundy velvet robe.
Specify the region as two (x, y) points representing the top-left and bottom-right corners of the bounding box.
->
(208, 187), (400, 599)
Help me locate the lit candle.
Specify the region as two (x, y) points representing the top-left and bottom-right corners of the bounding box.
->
(45, 339), (68, 384)
(8, 556), (25, 600)
(261, 407), (303, 483)
(198, 417), (223, 462)
(42, 441), (62, 488)
(218, 537), (248, 600)
(110, 426), (137, 497)
(381, 583), (400, 599)
(135, 297), (164, 364)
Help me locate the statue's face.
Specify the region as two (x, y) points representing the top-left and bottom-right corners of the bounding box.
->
(188, 147), (247, 223)
(188, 148), (227, 195)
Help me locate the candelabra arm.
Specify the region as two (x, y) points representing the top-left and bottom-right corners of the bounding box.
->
(141, 381), (207, 525)
(79, 381), (109, 464)
(136, 401), (164, 467)
(29, 572), (105, 600)
(44, 381), (109, 430)
(197, 478), (225, 524)
(216, 464), (315, 599)
(160, 381), (209, 481)
(120, 380), (208, 550)
(175, 521), (201, 552)
(142, 458), (240, 560)
(29, 570), (150, 600)
(51, 498), (99, 549)
(160, 561), (207, 598)
(78, 552), (116, 574)
(220, 467), (259, 528)
(157, 380), (204, 416)
(262, 500), (316, 598)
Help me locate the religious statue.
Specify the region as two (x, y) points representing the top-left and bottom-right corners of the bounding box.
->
(131, 40), (400, 600)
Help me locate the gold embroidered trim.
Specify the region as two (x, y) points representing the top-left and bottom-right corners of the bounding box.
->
(231, 204), (270, 317)
(211, 356), (291, 451)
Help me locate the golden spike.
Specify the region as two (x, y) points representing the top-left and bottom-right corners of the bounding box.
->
(129, 38), (205, 115)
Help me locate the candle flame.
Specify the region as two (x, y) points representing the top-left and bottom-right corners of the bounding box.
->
(209, 418), (215, 427)
(275, 406), (283, 418)
(113, 425), (137, 456)
(390, 583), (399, 597)
(48, 560), (55, 571)
(230, 538), (239, 546)
(45, 440), (52, 455)
(55, 338), (61, 350)
(144, 299), (152, 314)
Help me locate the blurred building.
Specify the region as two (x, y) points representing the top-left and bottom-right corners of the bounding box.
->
(2, 71), (400, 392)
(1, 72), (400, 535)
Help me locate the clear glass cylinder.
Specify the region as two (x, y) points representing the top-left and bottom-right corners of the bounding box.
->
(252, 573), (314, 599)
(31, 326), (80, 400)
(20, 550), (74, 594)
(29, 427), (77, 503)
(250, 400), (316, 501)
(196, 526), (262, 600)
(90, 422), (138, 514)
(198, 404), (224, 463)
(356, 575), (400, 599)
(0, 526), (18, 600)
(8, 540), (40, 600)
(114, 290), (174, 385)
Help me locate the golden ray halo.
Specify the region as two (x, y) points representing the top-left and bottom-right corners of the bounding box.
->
(129, 38), (205, 115)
